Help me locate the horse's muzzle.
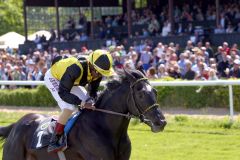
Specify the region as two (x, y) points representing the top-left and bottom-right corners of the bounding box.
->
(143, 118), (167, 133)
(151, 119), (167, 133)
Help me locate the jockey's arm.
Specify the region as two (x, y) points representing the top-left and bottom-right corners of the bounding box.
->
(88, 77), (102, 100)
(58, 64), (82, 105)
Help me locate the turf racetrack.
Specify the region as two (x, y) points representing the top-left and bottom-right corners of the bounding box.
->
(0, 111), (240, 160)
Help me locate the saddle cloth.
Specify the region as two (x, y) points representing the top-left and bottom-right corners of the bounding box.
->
(31, 111), (81, 149)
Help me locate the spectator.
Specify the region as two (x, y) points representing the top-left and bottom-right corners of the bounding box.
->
(185, 40), (194, 52)
(49, 29), (56, 42)
(156, 42), (165, 59)
(195, 8), (204, 21)
(214, 46), (224, 63)
(5, 63), (13, 81)
(192, 47), (202, 57)
(201, 47), (209, 65)
(176, 23), (184, 35)
(205, 42), (214, 58)
(81, 47), (88, 55)
(161, 21), (171, 37)
(113, 52), (123, 69)
(146, 67), (158, 79)
(140, 46), (152, 71)
(65, 16), (76, 29)
(168, 63), (181, 79)
(223, 42), (230, 55)
(148, 16), (160, 36)
(195, 63), (209, 80)
(186, 23), (194, 35)
(208, 68), (218, 80)
(39, 66), (48, 81)
(98, 27), (106, 39)
(214, 24), (225, 34)
(105, 24), (113, 38)
(178, 53), (187, 77)
(229, 59), (240, 78)
(220, 13), (226, 29)
(157, 64), (168, 78)
(183, 60), (196, 80)
(189, 54), (196, 66)
(80, 33), (88, 41)
(217, 52), (230, 78)
(142, 28), (149, 37)
(12, 66), (21, 80)
(77, 13), (87, 29)
(236, 22), (240, 33)
(226, 24), (234, 33)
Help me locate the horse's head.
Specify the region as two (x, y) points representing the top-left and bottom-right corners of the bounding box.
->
(124, 69), (167, 133)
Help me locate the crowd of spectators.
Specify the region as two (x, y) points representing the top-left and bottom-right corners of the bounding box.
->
(1, 39), (240, 89)
(49, 1), (240, 42)
(109, 40), (240, 81)
(2, 2), (240, 89)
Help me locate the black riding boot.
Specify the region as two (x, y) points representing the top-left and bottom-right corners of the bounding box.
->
(47, 123), (66, 153)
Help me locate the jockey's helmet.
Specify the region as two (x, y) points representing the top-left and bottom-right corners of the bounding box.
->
(88, 49), (115, 77)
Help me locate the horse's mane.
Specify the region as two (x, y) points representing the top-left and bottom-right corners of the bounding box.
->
(95, 69), (145, 106)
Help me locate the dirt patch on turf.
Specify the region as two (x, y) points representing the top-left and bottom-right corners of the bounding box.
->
(0, 106), (59, 114)
(0, 106), (239, 118)
(162, 107), (240, 118)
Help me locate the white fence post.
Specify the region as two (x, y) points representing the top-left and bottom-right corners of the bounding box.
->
(229, 85), (234, 121)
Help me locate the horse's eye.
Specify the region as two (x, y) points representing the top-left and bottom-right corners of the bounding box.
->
(136, 85), (143, 91)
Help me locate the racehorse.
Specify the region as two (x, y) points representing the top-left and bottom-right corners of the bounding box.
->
(0, 69), (166, 160)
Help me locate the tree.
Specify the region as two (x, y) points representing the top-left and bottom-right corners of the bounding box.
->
(0, 0), (24, 35)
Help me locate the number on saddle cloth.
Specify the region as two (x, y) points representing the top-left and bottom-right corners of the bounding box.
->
(30, 111), (81, 149)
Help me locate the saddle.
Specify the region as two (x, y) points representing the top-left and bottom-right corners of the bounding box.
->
(30, 111), (81, 150)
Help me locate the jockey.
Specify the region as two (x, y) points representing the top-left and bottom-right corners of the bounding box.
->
(44, 49), (115, 153)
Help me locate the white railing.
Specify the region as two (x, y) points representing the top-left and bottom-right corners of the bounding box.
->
(0, 80), (240, 121)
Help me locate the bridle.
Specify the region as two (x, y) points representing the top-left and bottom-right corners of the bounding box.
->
(128, 78), (159, 122)
(94, 77), (159, 122)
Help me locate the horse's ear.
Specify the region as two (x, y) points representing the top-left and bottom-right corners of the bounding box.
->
(123, 68), (136, 82)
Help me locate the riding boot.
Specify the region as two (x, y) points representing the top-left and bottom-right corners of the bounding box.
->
(47, 122), (66, 153)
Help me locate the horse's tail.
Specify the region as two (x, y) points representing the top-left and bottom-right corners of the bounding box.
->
(0, 123), (15, 140)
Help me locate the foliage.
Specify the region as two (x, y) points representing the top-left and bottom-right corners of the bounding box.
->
(0, 0), (24, 35)
(154, 78), (240, 111)
(1, 79), (240, 111)
(0, 85), (56, 107)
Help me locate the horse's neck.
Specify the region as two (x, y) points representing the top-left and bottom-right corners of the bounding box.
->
(97, 86), (130, 136)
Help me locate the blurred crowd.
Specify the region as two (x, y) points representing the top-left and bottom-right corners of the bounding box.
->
(52, 2), (240, 42)
(109, 40), (240, 81)
(1, 39), (240, 89)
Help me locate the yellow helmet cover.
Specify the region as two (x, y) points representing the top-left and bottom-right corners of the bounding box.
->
(89, 50), (115, 77)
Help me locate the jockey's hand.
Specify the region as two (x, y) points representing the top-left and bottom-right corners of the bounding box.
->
(83, 102), (95, 110)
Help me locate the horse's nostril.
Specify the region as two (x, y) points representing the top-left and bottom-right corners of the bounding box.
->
(161, 120), (167, 127)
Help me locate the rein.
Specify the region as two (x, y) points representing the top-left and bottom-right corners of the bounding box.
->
(94, 108), (137, 119)
(93, 77), (159, 121)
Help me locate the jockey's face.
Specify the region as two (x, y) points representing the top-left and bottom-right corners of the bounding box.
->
(90, 64), (102, 79)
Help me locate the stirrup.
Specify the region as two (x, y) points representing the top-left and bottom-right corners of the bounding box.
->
(48, 143), (66, 153)
(48, 134), (67, 153)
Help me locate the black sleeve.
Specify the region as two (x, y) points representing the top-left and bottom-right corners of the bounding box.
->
(58, 64), (82, 105)
(88, 77), (102, 99)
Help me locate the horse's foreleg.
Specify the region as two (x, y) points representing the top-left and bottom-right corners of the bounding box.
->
(2, 142), (26, 160)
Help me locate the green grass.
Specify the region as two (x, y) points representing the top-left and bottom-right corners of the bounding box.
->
(129, 116), (240, 160)
(1, 112), (240, 160)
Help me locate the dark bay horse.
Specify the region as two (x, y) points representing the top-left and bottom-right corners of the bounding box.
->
(0, 69), (166, 160)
